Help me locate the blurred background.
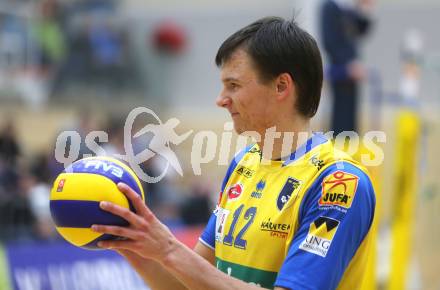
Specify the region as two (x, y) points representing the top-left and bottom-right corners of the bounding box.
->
(0, 0), (439, 289)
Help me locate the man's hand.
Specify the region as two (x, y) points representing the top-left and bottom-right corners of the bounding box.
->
(91, 183), (177, 263)
(91, 183), (287, 290)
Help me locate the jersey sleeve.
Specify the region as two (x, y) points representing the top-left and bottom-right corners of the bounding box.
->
(198, 145), (252, 249)
(274, 162), (375, 290)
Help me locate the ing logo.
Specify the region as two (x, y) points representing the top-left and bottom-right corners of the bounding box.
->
(299, 216), (340, 257)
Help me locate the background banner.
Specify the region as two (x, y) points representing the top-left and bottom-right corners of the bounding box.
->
(4, 241), (149, 290)
(1, 226), (202, 290)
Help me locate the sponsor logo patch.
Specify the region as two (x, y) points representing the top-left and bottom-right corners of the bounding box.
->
(260, 218), (291, 239)
(227, 183), (243, 200)
(319, 171), (359, 209)
(310, 155), (325, 170)
(216, 191), (224, 206)
(299, 216), (340, 257)
(276, 177), (301, 211)
(57, 179), (66, 192)
(236, 165), (254, 178)
(249, 147), (261, 154)
(215, 207), (230, 242)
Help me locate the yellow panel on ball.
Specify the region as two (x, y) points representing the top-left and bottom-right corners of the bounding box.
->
(56, 227), (102, 247)
(51, 173), (129, 207)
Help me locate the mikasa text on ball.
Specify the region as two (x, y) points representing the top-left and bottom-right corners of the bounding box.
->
(50, 156), (145, 249)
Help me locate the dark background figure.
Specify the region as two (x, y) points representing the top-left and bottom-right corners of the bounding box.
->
(0, 119), (21, 200)
(0, 119), (21, 167)
(320, 0), (374, 135)
(0, 119), (34, 242)
(180, 182), (212, 226)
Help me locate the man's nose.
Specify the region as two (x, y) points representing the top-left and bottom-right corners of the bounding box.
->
(216, 93), (232, 108)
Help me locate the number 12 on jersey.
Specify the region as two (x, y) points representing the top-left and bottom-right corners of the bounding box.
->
(223, 204), (257, 250)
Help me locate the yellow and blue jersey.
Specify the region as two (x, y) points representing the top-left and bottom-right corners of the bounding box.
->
(200, 133), (375, 290)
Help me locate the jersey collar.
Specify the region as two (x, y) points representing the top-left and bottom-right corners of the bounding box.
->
(282, 133), (328, 167)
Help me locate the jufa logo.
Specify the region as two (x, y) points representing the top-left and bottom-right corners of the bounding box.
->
(319, 171), (359, 209)
(322, 193), (350, 204)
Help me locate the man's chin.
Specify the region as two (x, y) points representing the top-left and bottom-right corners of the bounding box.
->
(232, 122), (244, 134)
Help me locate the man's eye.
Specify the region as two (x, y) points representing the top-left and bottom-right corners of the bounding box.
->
(229, 83), (239, 89)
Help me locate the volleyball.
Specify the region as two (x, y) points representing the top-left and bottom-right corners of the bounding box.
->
(50, 156), (145, 249)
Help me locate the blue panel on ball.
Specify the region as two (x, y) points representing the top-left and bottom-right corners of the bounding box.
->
(65, 159), (143, 198)
(50, 200), (129, 228)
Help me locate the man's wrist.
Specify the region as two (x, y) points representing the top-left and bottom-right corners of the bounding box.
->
(160, 237), (184, 269)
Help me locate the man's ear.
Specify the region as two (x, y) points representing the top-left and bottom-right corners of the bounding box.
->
(276, 73), (294, 101)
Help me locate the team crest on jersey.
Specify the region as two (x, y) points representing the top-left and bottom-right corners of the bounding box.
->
(299, 216), (340, 257)
(226, 183), (244, 200)
(276, 177), (301, 211)
(319, 171), (359, 209)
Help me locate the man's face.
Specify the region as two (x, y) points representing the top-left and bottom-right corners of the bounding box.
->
(216, 49), (277, 134)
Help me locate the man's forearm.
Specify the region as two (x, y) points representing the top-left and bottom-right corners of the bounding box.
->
(161, 240), (265, 290)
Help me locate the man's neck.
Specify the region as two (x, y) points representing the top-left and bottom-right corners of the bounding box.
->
(257, 119), (312, 161)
